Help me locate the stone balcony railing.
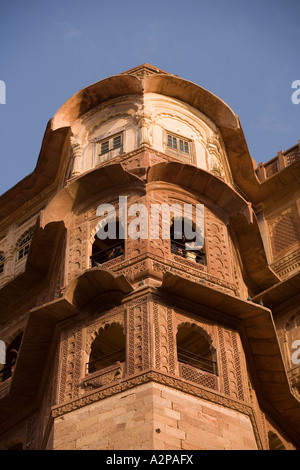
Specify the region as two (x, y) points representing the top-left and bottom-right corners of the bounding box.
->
(178, 362), (218, 391)
(255, 141), (300, 182)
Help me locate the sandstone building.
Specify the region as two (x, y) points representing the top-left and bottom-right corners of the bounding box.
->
(0, 64), (300, 450)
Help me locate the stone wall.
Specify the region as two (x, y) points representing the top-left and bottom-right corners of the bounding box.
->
(49, 382), (258, 450)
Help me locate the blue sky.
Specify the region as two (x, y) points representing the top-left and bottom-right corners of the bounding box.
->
(0, 0), (299, 196)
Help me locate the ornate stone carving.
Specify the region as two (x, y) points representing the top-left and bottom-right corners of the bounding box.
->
(269, 205), (300, 259)
(67, 223), (88, 282)
(82, 362), (124, 392)
(205, 208), (233, 283)
(153, 303), (175, 374)
(127, 298), (149, 375)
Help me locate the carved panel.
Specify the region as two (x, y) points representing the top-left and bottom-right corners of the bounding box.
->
(153, 303), (175, 374)
(127, 299), (149, 375)
(205, 209), (233, 282)
(83, 363), (124, 392)
(218, 327), (245, 401)
(58, 326), (82, 403)
(67, 222), (88, 282)
(179, 363), (218, 391)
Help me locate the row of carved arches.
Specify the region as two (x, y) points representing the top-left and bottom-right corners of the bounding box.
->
(85, 321), (217, 378)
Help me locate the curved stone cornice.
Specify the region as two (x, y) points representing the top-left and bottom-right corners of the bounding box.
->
(64, 267), (134, 309)
(147, 161), (253, 222)
(144, 74), (238, 130)
(40, 163), (145, 228)
(52, 75), (143, 130)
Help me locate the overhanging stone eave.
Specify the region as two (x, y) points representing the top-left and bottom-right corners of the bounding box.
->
(147, 161), (253, 223)
(252, 272), (300, 310)
(63, 267), (134, 310)
(52, 74), (143, 130)
(40, 162), (145, 228)
(159, 271), (300, 443)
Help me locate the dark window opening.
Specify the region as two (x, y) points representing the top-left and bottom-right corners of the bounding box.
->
(0, 254), (4, 274)
(87, 323), (125, 374)
(90, 221), (124, 267)
(177, 324), (217, 375)
(0, 332), (23, 382)
(170, 219), (205, 265)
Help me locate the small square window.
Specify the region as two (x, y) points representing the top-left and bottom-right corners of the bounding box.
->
(166, 132), (192, 161)
(97, 133), (123, 164)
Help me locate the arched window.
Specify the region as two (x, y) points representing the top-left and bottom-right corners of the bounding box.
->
(176, 323), (217, 375)
(0, 253), (4, 274)
(0, 332), (23, 382)
(87, 323), (125, 374)
(170, 218), (205, 265)
(90, 221), (124, 267)
(16, 229), (33, 262)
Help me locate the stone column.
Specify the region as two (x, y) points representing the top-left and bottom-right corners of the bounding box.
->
(70, 138), (82, 178)
(137, 112), (152, 146)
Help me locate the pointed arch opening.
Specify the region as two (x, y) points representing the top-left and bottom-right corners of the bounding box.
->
(176, 323), (217, 375)
(87, 323), (126, 374)
(90, 220), (125, 267)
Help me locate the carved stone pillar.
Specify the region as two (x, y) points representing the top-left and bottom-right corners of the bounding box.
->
(2, 248), (15, 282)
(70, 138), (82, 178)
(137, 112), (152, 146)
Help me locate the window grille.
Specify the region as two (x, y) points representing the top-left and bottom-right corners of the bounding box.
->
(17, 231), (33, 261)
(166, 132), (192, 161)
(97, 133), (123, 161)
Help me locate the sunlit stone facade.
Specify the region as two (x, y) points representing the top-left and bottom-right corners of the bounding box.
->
(0, 64), (299, 450)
